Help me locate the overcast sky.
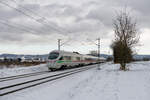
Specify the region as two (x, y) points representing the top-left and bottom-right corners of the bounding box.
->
(0, 0), (150, 55)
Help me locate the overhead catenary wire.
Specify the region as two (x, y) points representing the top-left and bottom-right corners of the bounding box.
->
(0, 1), (47, 34)
(10, 0), (73, 34)
(0, 1), (66, 34)
(0, 0), (73, 47)
(0, 19), (49, 35)
(0, 20), (39, 34)
(11, 0), (45, 19)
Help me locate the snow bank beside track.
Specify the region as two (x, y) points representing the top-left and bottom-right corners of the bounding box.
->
(0, 64), (48, 78)
(1, 62), (150, 100)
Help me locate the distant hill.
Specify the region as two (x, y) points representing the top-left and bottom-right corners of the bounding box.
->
(0, 54), (48, 59)
(87, 54), (112, 59)
(88, 53), (150, 60)
(133, 55), (150, 60)
(0, 53), (110, 59)
(0, 53), (150, 60)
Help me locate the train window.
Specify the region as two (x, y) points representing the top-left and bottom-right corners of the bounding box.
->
(59, 57), (63, 60)
(85, 58), (89, 60)
(64, 56), (71, 60)
(69, 56), (71, 60)
(48, 52), (59, 60)
(76, 57), (80, 61)
(71, 56), (76, 61)
(85, 58), (92, 61)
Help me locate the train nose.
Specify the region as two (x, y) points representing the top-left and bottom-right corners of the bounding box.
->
(48, 60), (56, 67)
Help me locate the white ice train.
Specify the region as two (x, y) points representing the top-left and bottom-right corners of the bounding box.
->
(47, 50), (106, 71)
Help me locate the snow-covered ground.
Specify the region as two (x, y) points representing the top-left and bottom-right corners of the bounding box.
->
(1, 61), (150, 100)
(0, 64), (48, 78)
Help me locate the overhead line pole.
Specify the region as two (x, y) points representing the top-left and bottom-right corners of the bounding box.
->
(58, 39), (61, 51)
(57, 38), (72, 51)
(86, 37), (101, 70)
(97, 38), (101, 70)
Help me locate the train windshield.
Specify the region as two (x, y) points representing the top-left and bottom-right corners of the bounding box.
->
(48, 52), (59, 60)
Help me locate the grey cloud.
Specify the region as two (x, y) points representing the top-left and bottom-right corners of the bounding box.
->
(43, 4), (83, 18)
(106, 0), (150, 28)
(0, 7), (21, 20)
(86, 8), (114, 28)
(0, 32), (24, 43)
(0, 0), (150, 50)
(117, 0), (150, 15)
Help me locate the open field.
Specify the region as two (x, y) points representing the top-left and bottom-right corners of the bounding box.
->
(1, 61), (150, 100)
(0, 61), (46, 69)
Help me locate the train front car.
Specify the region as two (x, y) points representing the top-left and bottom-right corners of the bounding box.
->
(47, 50), (105, 71)
(47, 50), (61, 71)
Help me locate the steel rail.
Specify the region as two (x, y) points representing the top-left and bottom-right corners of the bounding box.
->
(0, 65), (96, 96)
(0, 71), (50, 82)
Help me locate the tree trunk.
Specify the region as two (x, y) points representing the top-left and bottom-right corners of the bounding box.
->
(120, 61), (126, 71)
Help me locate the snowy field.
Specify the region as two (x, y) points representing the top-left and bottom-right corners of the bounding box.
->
(1, 61), (150, 100)
(0, 64), (48, 78)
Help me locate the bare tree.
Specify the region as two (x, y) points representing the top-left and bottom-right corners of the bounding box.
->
(111, 10), (140, 70)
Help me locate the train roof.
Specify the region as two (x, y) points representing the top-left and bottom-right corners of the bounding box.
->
(50, 50), (106, 60)
(50, 50), (82, 56)
(50, 50), (90, 55)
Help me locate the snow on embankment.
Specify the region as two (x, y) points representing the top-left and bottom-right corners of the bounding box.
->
(0, 64), (48, 78)
(2, 62), (150, 100)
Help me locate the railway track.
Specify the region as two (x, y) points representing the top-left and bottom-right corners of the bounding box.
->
(0, 65), (93, 82)
(0, 65), (97, 96)
(0, 71), (50, 82)
(0, 63), (103, 82)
